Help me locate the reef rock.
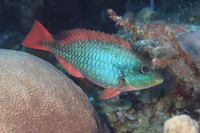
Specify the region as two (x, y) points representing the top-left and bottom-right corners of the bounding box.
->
(0, 49), (109, 133)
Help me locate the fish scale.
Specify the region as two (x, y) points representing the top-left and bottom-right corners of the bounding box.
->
(49, 40), (128, 87)
(21, 20), (163, 99)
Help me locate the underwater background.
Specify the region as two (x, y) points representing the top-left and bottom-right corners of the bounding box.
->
(1, 0), (200, 133)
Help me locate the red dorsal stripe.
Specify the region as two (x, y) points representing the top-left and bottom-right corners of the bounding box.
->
(56, 29), (132, 50)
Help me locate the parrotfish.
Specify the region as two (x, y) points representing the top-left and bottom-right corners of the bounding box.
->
(21, 20), (163, 99)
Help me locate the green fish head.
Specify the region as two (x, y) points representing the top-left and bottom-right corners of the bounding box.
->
(122, 61), (163, 90)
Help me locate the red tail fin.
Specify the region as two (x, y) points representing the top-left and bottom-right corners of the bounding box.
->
(21, 20), (54, 51)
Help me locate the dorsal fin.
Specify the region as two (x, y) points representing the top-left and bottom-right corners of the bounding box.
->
(56, 29), (132, 50)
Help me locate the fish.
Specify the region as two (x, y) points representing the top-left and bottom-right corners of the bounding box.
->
(21, 20), (163, 99)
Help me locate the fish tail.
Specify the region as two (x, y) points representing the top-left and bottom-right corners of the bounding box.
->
(21, 20), (54, 51)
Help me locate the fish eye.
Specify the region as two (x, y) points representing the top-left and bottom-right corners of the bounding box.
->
(140, 65), (151, 74)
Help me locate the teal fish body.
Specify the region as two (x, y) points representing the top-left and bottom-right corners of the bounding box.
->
(22, 20), (163, 99)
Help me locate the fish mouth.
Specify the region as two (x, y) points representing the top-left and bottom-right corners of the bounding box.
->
(132, 78), (163, 91)
(152, 73), (164, 86)
(154, 78), (163, 85)
(140, 78), (163, 89)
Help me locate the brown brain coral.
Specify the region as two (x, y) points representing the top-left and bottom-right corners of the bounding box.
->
(0, 49), (109, 133)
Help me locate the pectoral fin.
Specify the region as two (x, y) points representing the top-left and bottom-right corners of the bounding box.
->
(99, 89), (121, 99)
(99, 77), (125, 99)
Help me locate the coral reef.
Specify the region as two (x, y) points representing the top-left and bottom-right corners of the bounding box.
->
(107, 8), (200, 89)
(2, 1), (200, 132)
(77, 7), (200, 133)
(82, 83), (200, 133)
(164, 115), (199, 133)
(0, 49), (109, 133)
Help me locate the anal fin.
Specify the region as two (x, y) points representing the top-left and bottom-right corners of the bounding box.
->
(55, 55), (84, 78)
